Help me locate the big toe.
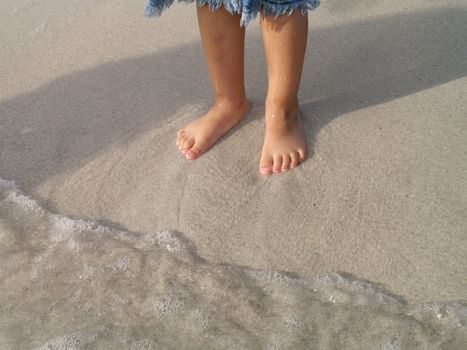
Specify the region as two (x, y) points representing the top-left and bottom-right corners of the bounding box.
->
(259, 155), (273, 175)
(185, 145), (203, 160)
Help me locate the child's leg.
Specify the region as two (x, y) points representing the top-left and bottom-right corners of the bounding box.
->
(259, 9), (308, 174)
(176, 5), (251, 160)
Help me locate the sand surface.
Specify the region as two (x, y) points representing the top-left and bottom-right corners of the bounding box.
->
(1, 0), (467, 307)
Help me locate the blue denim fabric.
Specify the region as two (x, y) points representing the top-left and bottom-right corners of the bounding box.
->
(144, 0), (320, 27)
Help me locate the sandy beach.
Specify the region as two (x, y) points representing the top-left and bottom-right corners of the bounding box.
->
(1, 0), (467, 347)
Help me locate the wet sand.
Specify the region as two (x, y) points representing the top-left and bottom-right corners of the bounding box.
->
(1, 0), (467, 309)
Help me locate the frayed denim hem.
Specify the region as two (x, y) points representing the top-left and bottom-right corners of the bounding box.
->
(144, 0), (320, 27)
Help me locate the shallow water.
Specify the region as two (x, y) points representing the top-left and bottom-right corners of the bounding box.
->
(0, 178), (466, 349)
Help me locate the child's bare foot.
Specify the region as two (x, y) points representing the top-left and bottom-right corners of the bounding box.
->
(259, 99), (307, 175)
(176, 98), (251, 160)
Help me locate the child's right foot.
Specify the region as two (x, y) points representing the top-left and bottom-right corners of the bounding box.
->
(259, 100), (307, 175)
(176, 98), (251, 160)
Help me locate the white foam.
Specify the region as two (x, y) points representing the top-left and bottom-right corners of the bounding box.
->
(34, 330), (100, 350)
(1, 177), (466, 349)
(129, 338), (157, 350)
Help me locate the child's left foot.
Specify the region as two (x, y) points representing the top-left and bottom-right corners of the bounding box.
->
(259, 100), (307, 175)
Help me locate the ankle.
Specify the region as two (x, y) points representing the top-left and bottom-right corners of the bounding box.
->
(214, 95), (249, 111)
(264, 97), (299, 121)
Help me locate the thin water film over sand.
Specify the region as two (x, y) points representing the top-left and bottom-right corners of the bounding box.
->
(0, 178), (466, 349)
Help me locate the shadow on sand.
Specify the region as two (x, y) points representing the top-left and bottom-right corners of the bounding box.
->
(1, 7), (466, 190)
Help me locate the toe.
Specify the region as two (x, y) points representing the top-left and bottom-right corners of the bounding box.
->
(281, 154), (291, 171)
(177, 136), (184, 150)
(185, 146), (203, 160)
(272, 155), (283, 173)
(297, 148), (307, 161)
(290, 152), (299, 168)
(181, 138), (195, 154)
(177, 132), (186, 148)
(259, 155), (273, 175)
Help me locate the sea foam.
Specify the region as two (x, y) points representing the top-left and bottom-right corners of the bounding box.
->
(0, 178), (466, 349)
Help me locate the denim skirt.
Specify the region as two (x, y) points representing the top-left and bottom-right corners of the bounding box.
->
(144, 0), (320, 27)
